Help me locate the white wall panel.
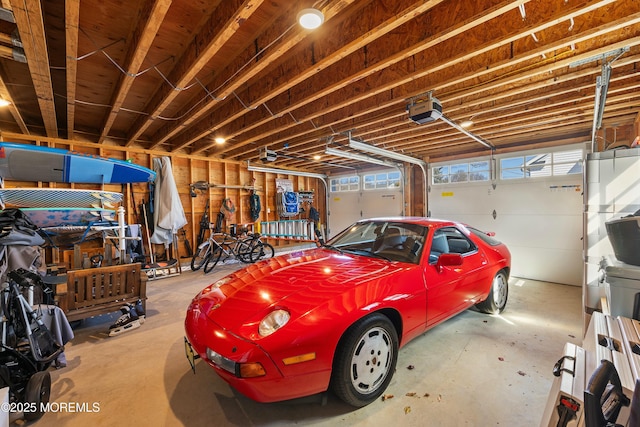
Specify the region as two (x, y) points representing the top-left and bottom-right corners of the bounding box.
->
(584, 148), (640, 311)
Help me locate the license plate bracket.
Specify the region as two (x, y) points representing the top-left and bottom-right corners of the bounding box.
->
(184, 337), (199, 374)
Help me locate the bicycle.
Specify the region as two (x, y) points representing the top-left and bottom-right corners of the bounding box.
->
(191, 231), (274, 273)
(242, 232), (275, 262)
(202, 232), (254, 273)
(190, 232), (216, 272)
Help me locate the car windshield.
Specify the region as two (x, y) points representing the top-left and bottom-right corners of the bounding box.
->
(326, 220), (428, 264)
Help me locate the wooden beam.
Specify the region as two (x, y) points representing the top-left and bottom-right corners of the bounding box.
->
(98, 0), (172, 144)
(65, 0), (80, 139)
(191, 0), (527, 156)
(218, 0), (632, 161)
(10, 0), (57, 137)
(150, 0), (360, 151)
(0, 75), (27, 133)
(125, 0), (266, 147)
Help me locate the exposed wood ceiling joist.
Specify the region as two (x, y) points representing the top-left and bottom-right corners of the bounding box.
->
(0, 0), (637, 173)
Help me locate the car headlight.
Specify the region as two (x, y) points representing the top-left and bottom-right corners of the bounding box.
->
(258, 309), (290, 337)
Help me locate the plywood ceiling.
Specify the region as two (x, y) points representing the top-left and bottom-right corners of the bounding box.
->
(0, 0), (638, 173)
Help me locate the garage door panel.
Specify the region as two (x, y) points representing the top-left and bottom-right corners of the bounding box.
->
(489, 181), (582, 216)
(508, 246), (582, 285)
(327, 169), (403, 239)
(429, 146), (583, 286)
(362, 191), (403, 218)
(495, 214), (582, 251)
(432, 180), (581, 217)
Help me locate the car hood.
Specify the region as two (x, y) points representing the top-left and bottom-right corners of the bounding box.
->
(194, 248), (409, 331)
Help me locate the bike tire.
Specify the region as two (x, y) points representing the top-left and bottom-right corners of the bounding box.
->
(191, 241), (211, 271)
(203, 244), (223, 273)
(236, 238), (253, 263)
(250, 242), (275, 262)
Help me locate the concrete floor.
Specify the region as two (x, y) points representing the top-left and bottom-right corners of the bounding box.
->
(30, 262), (582, 427)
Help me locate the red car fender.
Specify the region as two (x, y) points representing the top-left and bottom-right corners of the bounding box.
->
(255, 266), (428, 380)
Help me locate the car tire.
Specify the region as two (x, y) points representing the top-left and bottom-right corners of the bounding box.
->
(475, 269), (509, 314)
(331, 313), (398, 407)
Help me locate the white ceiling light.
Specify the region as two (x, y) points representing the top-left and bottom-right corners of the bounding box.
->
(214, 136), (225, 144)
(297, 8), (324, 30)
(460, 119), (473, 129)
(0, 99), (11, 107)
(325, 147), (399, 168)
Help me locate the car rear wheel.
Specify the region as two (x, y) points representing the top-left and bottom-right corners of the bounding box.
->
(475, 269), (508, 314)
(331, 313), (398, 407)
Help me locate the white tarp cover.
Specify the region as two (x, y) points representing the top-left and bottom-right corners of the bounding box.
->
(150, 157), (187, 246)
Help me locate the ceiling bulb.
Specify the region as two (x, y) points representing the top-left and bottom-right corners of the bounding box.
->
(214, 136), (225, 144)
(297, 8), (324, 29)
(460, 120), (473, 128)
(313, 154), (321, 160)
(0, 99), (11, 107)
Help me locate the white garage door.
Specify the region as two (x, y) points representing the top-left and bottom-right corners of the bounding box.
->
(327, 169), (403, 238)
(429, 144), (584, 286)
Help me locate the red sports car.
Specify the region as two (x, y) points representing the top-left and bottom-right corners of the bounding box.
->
(184, 217), (511, 407)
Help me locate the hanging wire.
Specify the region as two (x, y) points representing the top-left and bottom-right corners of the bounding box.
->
(66, 16), (300, 122)
(208, 23), (296, 96)
(233, 91), (258, 110)
(153, 65), (199, 91)
(288, 112), (300, 124)
(518, 4), (526, 20)
(75, 37), (124, 60)
(263, 102), (277, 117)
(195, 77), (226, 101)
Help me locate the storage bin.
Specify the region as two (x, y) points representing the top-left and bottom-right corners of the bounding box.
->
(605, 216), (640, 266)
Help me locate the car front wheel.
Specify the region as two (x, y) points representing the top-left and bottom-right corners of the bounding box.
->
(475, 269), (509, 314)
(331, 313), (398, 407)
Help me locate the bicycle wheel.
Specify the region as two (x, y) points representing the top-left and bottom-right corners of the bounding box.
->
(250, 242), (275, 262)
(203, 243), (223, 273)
(191, 241), (211, 271)
(235, 238), (253, 263)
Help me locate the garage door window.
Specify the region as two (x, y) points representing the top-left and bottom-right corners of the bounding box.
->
(363, 171), (401, 190)
(432, 160), (490, 184)
(330, 176), (359, 192)
(500, 149), (582, 180)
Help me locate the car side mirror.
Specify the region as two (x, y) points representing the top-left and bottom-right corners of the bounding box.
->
(436, 253), (463, 273)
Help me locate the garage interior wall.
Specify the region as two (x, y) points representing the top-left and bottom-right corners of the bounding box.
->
(428, 143), (585, 286)
(0, 132), (326, 254)
(584, 147), (640, 311)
